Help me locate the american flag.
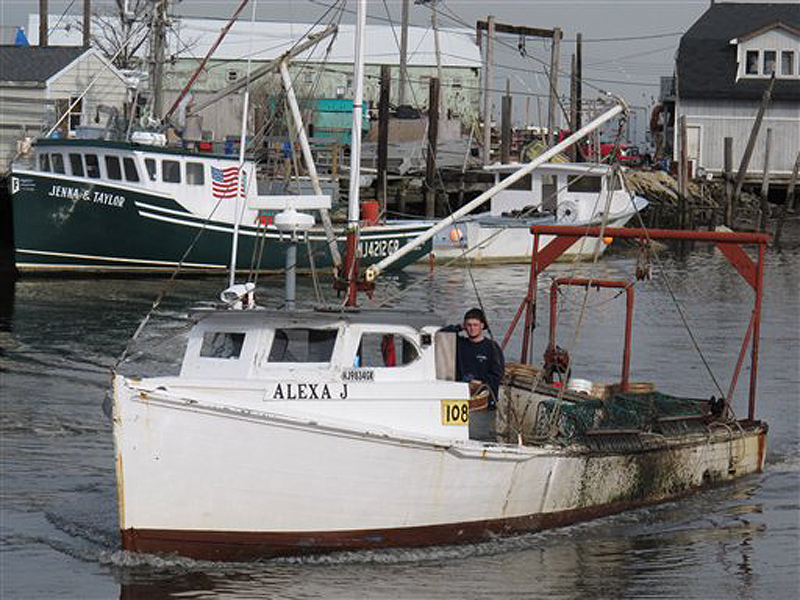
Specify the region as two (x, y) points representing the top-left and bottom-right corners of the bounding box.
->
(211, 166), (246, 199)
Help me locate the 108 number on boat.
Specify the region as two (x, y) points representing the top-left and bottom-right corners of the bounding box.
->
(441, 400), (469, 425)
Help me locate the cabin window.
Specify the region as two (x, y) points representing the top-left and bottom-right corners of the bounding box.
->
(105, 156), (122, 180)
(69, 153), (84, 176)
(39, 153), (50, 172)
(745, 50), (759, 75)
(85, 153), (101, 178)
(542, 174), (557, 213)
(355, 333), (419, 368)
(268, 328), (337, 363)
(781, 51), (795, 77)
(186, 162), (205, 185)
(145, 158), (157, 181)
(508, 174), (532, 191)
(50, 153), (65, 174)
(123, 157), (140, 182)
(763, 51), (776, 75)
(567, 175), (601, 193)
(200, 331), (245, 359)
(162, 160), (181, 183)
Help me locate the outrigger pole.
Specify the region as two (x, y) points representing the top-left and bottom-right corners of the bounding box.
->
(364, 98), (627, 282)
(506, 225), (769, 421)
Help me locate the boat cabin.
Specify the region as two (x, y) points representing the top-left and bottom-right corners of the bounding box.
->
(166, 307), (471, 440)
(485, 163), (627, 221)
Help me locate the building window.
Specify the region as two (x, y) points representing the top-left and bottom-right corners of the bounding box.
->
(745, 50), (759, 75)
(763, 50), (776, 75)
(68, 97), (82, 131)
(186, 162), (205, 185)
(105, 156), (122, 180)
(50, 153), (65, 174)
(69, 153), (84, 176)
(162, 159), (181, 183)
(144, 158), (157, 181)
(123, 157), (140, 182)
(781, 50), (795, 77)
(85, 153), (100, 178)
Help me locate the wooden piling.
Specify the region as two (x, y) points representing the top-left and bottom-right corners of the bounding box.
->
(425, 77), (440, 218)
(724, 137), (733, 226)
(501, 79), (512, 164)
(759, 128), (772, 231)
(547, 28), (561, 148)
(678, 115), (687, 230)
(377, 65), (390, 218)
(733, 73), (775, 205)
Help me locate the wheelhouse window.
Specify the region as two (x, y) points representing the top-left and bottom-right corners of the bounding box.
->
(144, 158), (157, 181)
(268, 328), (337, 363)
(200, 332), (245, 359)
(186, 162), (205, 185)
(763, 50), (776, 75)
(39, 153), (50, 172)
(781, 50), (795, 77)
(508, 174), (532, 191)
(85, 154), (100, 178)
(69, 153), (84, 176)
(745, 50), (759, 75)
(162, 160), (181, 183)
(355, 333), (419, 368)
(50, 153), (65, 174)
(123, 157), (140, 182)
(105, 156), (122, 180)
(567, 175), (601, 193)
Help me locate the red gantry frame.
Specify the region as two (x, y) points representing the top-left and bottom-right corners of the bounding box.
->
(501, 226), (770, 421)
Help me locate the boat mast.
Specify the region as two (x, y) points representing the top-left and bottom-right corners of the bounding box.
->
(343, 0), (367, 306)
(148, 0), (168, 120)
(228, 0), (257, 287)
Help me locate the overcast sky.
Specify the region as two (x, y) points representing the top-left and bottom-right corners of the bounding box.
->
(0, 1), (763, 142)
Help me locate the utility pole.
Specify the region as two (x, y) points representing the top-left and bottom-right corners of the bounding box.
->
(83, 0), (91, 48)
(39, 0), (48, 47)
(149, 0), (168, 120)
(476, 20), (562, 155)
(547, 27), (561, 147)
(482, 16), (495, 165)
(399, 0), (410, 106)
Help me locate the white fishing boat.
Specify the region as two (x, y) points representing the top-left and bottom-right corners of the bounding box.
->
(432, 162), (648, 264)
(111, 223), (769, 560)
(108, 2), (768, 562)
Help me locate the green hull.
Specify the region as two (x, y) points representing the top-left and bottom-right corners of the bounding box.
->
(9, 171), (431, 273)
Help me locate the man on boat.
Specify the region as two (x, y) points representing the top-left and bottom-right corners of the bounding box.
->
(444, 308), (505, 408)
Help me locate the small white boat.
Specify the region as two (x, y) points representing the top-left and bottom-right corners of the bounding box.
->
(432, 162), (648, 264)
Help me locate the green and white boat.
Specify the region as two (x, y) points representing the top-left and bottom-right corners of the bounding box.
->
(8, 136), (431, 274)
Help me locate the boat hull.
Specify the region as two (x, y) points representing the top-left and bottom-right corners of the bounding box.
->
(112, 378), (767, 561)
(9, 171), (431, 273)
(432, 210), (641, 264)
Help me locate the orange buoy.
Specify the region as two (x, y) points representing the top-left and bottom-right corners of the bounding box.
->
(449, 227), (463, 243)
(603, 236), (614, 245)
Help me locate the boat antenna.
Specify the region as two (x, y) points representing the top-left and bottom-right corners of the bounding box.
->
(228, 0), (258, 287)
(342, 0), (368, 306)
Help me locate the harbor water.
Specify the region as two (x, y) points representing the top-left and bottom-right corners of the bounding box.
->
(1, 236), (798, 599)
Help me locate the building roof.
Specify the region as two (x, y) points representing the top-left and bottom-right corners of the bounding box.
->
(0, 45), (88, 83)
(28, 14), (481, 69)
(677, 3), (800, 101)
